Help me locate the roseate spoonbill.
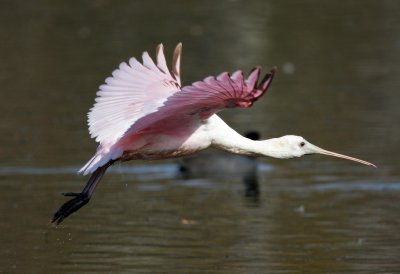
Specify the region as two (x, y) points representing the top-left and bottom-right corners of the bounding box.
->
(52, 43), (375, 224)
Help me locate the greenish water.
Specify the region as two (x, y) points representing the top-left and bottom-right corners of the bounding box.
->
(1, 1), (399, 273)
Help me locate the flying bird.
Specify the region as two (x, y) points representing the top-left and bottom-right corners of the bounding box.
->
(52, 43), (375, 224)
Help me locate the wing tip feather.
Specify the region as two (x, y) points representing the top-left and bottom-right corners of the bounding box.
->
(156, 43), (164, 54)
(172, 43), (182, 83)
(245, 67), (261, 90)
(257, 66), (277, 91)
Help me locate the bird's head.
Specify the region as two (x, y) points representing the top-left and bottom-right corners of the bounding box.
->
(270, 135), (376, 167)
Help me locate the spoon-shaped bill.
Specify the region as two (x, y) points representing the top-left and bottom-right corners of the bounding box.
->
(315, 147), (376, 167)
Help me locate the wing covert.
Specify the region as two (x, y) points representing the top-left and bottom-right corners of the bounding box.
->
(121, 67), (276, 137)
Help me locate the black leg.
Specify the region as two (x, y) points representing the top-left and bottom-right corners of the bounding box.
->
(52, 160), (115, 225)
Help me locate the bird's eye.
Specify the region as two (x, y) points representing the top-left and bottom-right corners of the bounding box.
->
(300, 142), (305, 147)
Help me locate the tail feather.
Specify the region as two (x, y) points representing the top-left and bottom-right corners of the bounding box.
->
(78, 154), (104, 175)
(79, 146), (122, 175)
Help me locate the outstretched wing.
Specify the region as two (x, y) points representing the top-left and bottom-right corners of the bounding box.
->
(80, 43), (275, 175)
(88, 43), (182, 145)
(121, 66), (276, 137)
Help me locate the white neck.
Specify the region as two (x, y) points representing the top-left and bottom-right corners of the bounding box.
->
(207, 115), (291, 159)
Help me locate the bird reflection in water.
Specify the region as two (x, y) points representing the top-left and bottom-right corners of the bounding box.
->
(178, 131), (261, 197)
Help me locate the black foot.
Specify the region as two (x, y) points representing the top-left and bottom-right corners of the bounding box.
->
(52, 192), (90, 225)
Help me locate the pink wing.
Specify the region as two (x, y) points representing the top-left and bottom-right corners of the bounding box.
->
(80, 43), (275, 175)
(88, 43), (182, 146)
(121, 66), (275, 137)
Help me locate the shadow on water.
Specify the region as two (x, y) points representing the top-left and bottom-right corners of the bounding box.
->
(178, 131), (263, 198)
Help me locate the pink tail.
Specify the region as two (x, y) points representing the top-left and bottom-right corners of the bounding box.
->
(79, 146), (122, 175)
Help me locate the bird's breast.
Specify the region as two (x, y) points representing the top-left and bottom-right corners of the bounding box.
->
(120, 124), (212, 161)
